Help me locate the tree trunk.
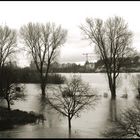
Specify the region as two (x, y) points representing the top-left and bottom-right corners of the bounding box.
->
(41, 82), (46, 96)
(107, 74), (116, 100)
(111, 85), (116, 100)
(68, 117), (72, 138)
(6, 99), (11, 111)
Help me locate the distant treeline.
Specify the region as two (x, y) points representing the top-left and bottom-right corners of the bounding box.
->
(13, 67), (66, 84)
(49, 56), (140, 73)
(50, 63), (95, 73)
(94, 56), (140, 73)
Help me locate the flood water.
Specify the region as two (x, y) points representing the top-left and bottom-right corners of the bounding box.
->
(0, 73), (139, 138)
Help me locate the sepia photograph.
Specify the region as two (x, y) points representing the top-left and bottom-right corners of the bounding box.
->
(0, 1), (140, 138)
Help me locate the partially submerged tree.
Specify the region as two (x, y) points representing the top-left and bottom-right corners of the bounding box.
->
(47, 75), (99, 138)
(20, 22), (67, 96)
(103, 101), (140, 138)
(0, 25), (17, 103)
(0, 66), (25, 110)
(0, 25), (17, 83)
(80, 16), (133, 99)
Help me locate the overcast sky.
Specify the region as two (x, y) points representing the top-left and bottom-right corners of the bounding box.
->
(0, 1), (140, 67)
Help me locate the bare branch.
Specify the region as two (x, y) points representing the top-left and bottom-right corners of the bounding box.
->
(20, 22), (67, 95)
(80, 16), (133, 99)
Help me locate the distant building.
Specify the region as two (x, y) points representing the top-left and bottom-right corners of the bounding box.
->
(84, 61), (95, 70)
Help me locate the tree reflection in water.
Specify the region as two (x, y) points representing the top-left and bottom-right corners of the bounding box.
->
(109, 99), (117, 122)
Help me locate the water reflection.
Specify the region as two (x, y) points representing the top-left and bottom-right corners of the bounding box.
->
(109, 99), (117, 122)
(38, 96), (53, 128)
(39, 96), (46, 112)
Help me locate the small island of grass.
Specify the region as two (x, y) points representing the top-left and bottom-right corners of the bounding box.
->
(0, 107), (45, 130)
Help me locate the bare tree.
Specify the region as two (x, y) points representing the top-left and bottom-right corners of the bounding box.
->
(47, 75), (99, 138)
(80, 16), (133, 99)
(0, 25), (17, 100)
(0, 66), (25, 110)
(103, 101), (140, 138)
(20, 22), (67, 96)
(0, 25), (17, 68)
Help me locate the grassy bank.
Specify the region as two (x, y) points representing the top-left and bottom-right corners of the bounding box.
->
(0, 107), (45, 130)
